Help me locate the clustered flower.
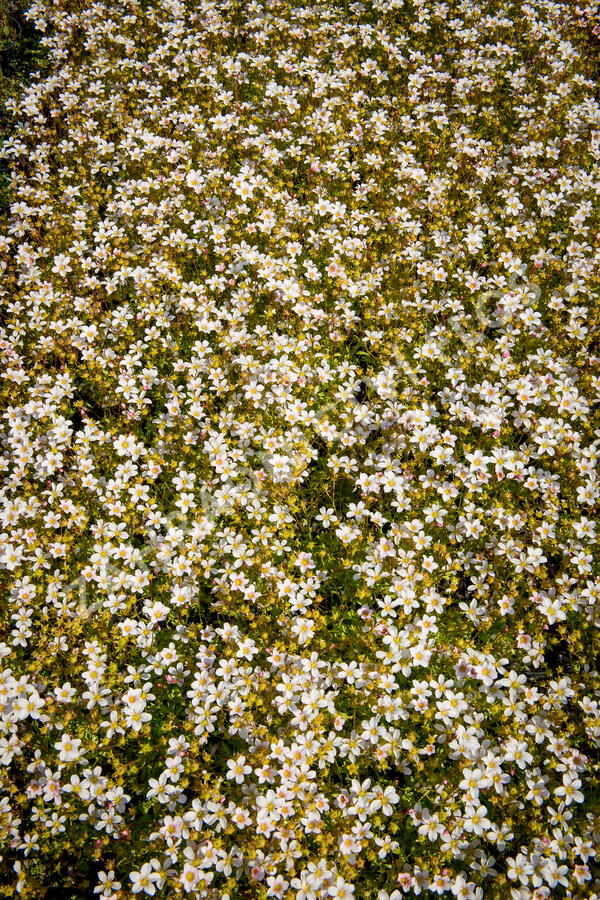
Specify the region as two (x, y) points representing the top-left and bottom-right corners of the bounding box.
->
(1, 0), (600, 897)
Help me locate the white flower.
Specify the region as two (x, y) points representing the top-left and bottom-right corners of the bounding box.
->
(54, 734), (83, 763)
(226, 755), (251, 785)
(129, 864), (159, 895)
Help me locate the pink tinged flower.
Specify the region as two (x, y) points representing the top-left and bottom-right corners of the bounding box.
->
(180, 865), (201, 892)
(266, 874), (289, 898)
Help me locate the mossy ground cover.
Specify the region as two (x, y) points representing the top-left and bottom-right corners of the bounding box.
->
(1, 1), (600, 898)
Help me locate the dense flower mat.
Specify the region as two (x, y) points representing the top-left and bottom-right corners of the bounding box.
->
(1, 0), (600, 896)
